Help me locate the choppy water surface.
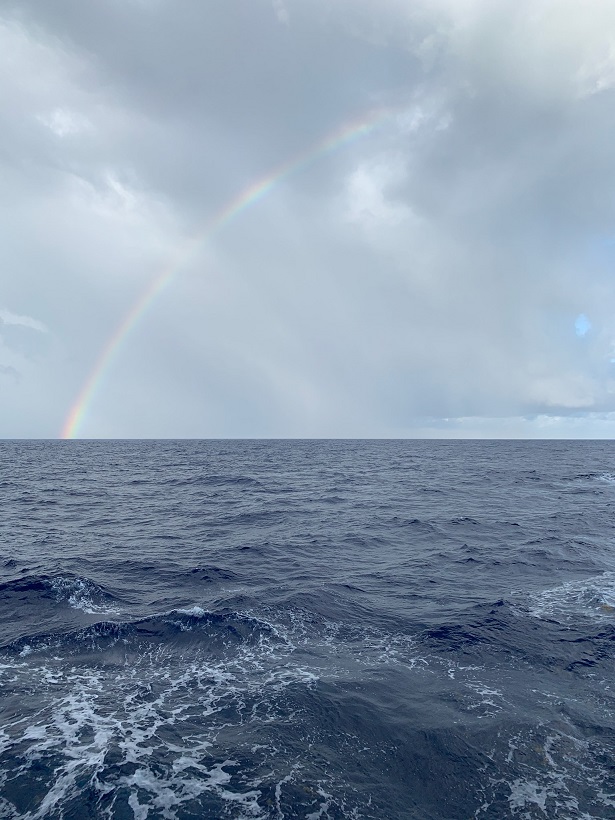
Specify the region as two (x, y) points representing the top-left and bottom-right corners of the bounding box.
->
(1, 440), (615, 819)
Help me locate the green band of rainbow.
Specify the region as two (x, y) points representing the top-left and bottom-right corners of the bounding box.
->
(60, 105), (394, 439)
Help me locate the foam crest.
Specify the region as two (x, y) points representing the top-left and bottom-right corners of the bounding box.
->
(48, 575), (121, 615)
(3, 607), (287, 660)
(0, 573), (121, 617)
(526, 572), (615, 624)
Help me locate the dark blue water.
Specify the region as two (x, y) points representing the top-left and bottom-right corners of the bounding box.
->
(1, 440), (615, 819)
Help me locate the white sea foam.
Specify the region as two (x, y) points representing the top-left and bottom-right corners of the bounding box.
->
(278, 606), (427, 672)
(0, 617), (372, 819)
(525, 572), (615, 624)
(0, 656), (282, 818)
(0, 602), (439, 818)
(48, 576), (121, 616)
(465, 683), (506, 717)
(177, 605), (207, 617)
(476, 721), (615, 819)
(508, 779), (549, 813)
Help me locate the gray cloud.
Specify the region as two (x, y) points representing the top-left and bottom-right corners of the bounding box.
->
(0, 364), (20, 383)
(1, 0), (615, 437)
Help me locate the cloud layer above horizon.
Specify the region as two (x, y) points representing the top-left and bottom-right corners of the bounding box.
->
(3, 0), (615, 438)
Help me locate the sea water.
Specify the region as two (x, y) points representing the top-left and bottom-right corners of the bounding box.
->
(0, 440), (614, 818)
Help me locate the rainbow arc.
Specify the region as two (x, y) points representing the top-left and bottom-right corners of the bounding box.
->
(60, 106), (396, 439)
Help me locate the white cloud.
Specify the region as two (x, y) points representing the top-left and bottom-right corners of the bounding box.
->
(38, 107), (91, 137)
(0, 309), (47, 333)
(344, 157), (410, 230)
(272, 0), (289, 25)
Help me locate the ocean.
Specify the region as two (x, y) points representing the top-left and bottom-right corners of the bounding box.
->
(0, 439), (614, 819)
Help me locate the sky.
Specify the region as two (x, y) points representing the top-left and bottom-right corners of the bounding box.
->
(2, 0), (615, 439)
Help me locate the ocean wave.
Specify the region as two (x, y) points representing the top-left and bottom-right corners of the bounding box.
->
(561, 470), (615, 488)
(0, 611), (376, 819)
(2, 607), (286, 660)
(0, 573), (121, 616)
(525, 572), (615, 625)
(418, 595), (615, 674)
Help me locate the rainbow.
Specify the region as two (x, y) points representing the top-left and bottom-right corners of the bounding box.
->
(60, 105), (394, 439)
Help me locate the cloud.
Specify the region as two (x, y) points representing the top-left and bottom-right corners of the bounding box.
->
(272, 0), (289, 25)
(1, 0), (615, 436)
(37, 107), (91, 138)
(0, 309), (47, 333)
(0, 364), (20, 383)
